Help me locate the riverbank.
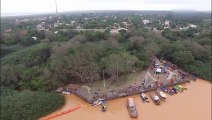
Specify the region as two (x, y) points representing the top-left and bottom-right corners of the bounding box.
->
(41, 79), (211, 120)
(59, 58), (192, 103)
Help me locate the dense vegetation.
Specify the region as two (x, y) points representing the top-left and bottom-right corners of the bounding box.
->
(1, 88), (65, 120)
(1, 11), (211, 119)
(160, 29), (211, 80)
(1, 12), (211, 93)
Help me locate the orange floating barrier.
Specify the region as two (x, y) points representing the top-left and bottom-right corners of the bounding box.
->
(45, 105), (81, 120)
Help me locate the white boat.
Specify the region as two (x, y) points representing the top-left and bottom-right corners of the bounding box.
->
(140, 93), (149, 102)
(62, 91), (71, 95)
(93, 99), (103, 106)
(156, 88), (166, 100)
(127, 98), (138, 118)
(150, 94), (160, 105)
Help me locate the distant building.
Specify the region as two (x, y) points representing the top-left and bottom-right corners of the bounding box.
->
(54, 22), (63, 28)
(37, 16), (47, 21)
(188, 24), (197, 28)
(76, 25), (82, 29)
(122, 22), (128, 28)
(36, 22), (46, 31)
(70, 20), (76, 25)
(142, 19), (151, 25)
(117, 27), (128, 32)
(164, 20), (170, 27)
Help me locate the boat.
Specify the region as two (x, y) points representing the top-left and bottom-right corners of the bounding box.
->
(161, 87), (168, 92)
(171, 87), (178, 94)
(150, 94), (160, 105)
(162, 86), (173, 95)
(127, 98), (138, 118)
(101, 100), (107, 112)
(93, 98), (103, 107)
(176, 85), (187, 90)
(140, 93), (149, 103)
(174, 86), (183, 92)
(156, 88), (166, 100)
(62, 91), (71, 95)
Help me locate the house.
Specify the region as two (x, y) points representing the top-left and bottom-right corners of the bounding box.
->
(122, 22), (128, 28)
(142, 19), (151, 25)
(37, 16), (47, 21)
(188, 24), (197, 28)
(36, 23), (45, 31)
(117, 28), (128, 32)
(76, 25), (81, 29)
(54, 22), (63, 28)
(70, 20), (76, 25)
(164, 20), (169, 27)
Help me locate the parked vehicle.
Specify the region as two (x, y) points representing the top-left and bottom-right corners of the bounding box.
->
(127, 98), (138, 118)
(150, 94), (160, 105)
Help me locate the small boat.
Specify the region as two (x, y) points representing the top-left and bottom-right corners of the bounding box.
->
(62, 91), (71, 95)
(93, 99), (103, 107)
(171, 87), (178, 94)
(140, 93), (149, 103)
(101, 100), (107, 112)
(176, 85), (187, 90)
(156, 88), (166, 100)
(162, 87), (173, 95)
(150, 94), (160, 105)
(127, 98), (138, 118)
(161, 87), (168, 92)
(174, 86), (183, 92)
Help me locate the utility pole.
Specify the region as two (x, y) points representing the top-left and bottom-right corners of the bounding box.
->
(103, 70), (105, 87)
(55, 0), (59, 23)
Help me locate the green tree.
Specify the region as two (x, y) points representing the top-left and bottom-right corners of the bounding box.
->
(172, 51), (194, 66)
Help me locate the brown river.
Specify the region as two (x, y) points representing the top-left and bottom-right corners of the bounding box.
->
(41, 79), (211, 120)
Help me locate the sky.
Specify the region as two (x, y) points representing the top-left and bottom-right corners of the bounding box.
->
(1, 0), (211, 16)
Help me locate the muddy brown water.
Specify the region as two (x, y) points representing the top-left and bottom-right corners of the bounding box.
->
(41, 79), (211, 120)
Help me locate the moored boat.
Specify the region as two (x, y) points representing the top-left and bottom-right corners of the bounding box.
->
(174, 85), (183, 92)
(150, 94), (160, 105)
(127, 98), (138, 118)
(176, 85), (187, 90)
(162, 86), (173, 95)
(171, 87), (178, 94)
(101, 100), (107, 112)
(156, 88), (166, 100)
(93, 98), (103, 107)
(140, 93), (149, 103)
(161, 86), (168, 92)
